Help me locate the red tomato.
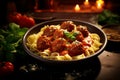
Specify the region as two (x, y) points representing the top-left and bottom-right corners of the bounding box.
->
(8, 12), (22, 23)
(8, 12), (35, 28)
(15, 13), (22, 24)
(19, 15), (28, 27)
(26, 17), (35, 28)
(19, 15), (35, 28)
(0, 62), (14, 76)
(16, 13), (22, 17)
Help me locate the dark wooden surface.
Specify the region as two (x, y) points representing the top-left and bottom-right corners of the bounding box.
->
(97, 50), (120, 80)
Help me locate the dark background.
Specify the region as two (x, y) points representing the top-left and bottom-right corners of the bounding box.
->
(0, 0), (120, 25)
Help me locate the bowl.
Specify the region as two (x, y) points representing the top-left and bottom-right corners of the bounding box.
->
(23, 19), (107, 67)
(102, 24), (120, 42)
(102, 24), (120, 52)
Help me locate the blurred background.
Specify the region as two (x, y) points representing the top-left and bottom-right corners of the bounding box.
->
(0, 0), (120, 25)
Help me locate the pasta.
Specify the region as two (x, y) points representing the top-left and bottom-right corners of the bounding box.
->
(26, 21), (102, 61)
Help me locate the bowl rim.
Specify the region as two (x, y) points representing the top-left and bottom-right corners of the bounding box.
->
(23, 19), (107, 63)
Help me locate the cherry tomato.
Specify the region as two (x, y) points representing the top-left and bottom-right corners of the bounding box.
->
(19, 15), (28, 27)
(25, 17), (35, 28)
(8, 12), (21, 23)
(20, 15), (35, 28)
(0, 62), (14, 76)
(8, 12), (35, 28)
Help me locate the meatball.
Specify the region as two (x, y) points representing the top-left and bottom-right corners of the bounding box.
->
(53, 29), (64, 39)
(42, 26), (56, 37)
(37, 36), (51, 51)
(67, 41), (85, 56)
(76, 32), (84, 42)
(51, 38), (67, 52)
(61, 21), (75, 32)
(77, 25), (89, 37)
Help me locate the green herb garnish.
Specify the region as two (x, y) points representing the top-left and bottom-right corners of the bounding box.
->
(64, 31), (78, 41)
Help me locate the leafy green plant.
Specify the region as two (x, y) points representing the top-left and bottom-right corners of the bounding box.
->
(0, 23), (28, 63)
(98, 10), (120, 25)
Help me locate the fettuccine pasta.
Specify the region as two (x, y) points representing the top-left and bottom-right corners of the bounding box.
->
(26, 21), (102, 60)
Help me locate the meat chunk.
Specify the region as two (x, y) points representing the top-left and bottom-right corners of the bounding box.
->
(77, 25), (89, 37)
(76, 32), (84, 42)
(61, 21), (75, 32)
(42, 26), (57, 37)
(51, 38), (67, 52)
(53, 29), (64, 39)
(67, 41), (85, 56)
(37, 36), (51, 51)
